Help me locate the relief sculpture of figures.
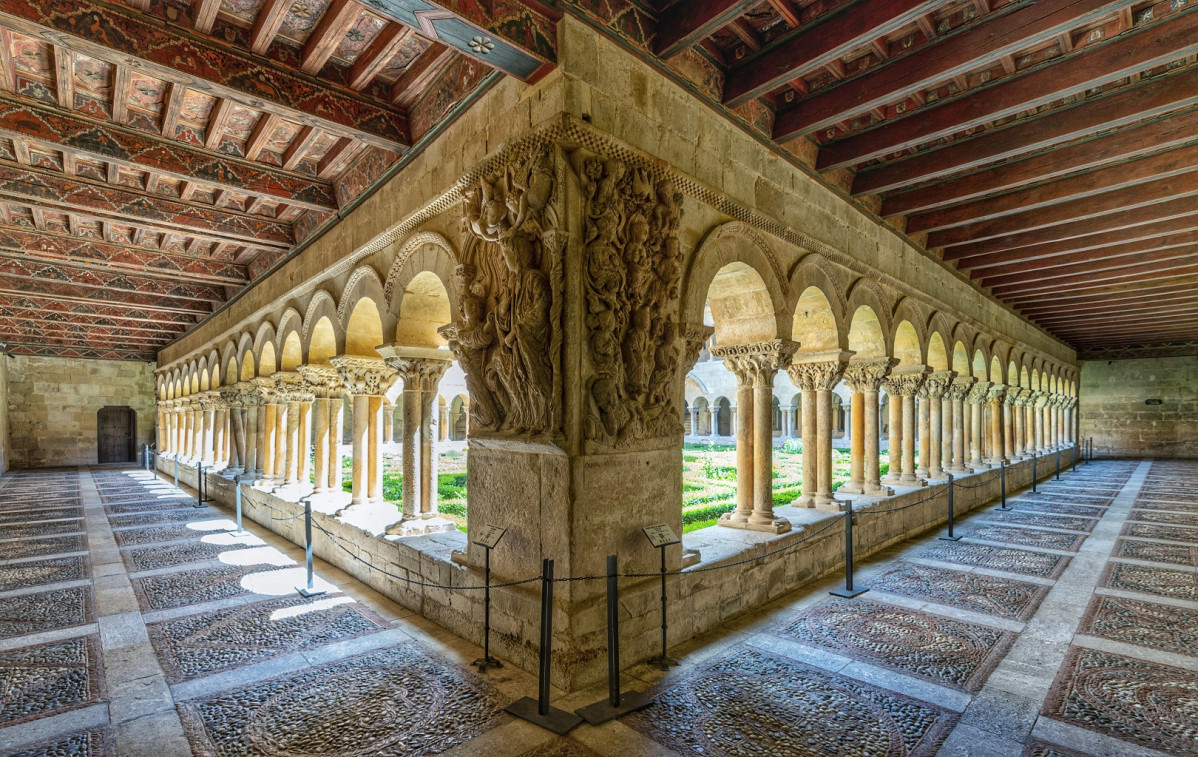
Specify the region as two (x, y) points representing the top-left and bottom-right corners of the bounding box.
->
(577, 153), (684, 446)
(444, 144), (563, 438)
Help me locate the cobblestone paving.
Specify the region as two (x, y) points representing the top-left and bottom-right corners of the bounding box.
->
(0, 586), (95, 639)
(1042, 648), (1198, 756)
(108, 508), (219, 529)
(914, 540), (1070, 579)
(0, 508), (82, 525)
(1013, 492), (1114, 505)
(869, 561), (1051, 620)
(121, 539), (259, 573)
(1134, 498), (1198, 512)
(776, 597), (1015, 692)
(131, 564), (287, 611)
(1020, 739), (1094, 756)
(1114, 538), (1198, 567)
(1127, 509), (1198, 527)
(0, 498), (81, 511)
(0, 555), (88, 591)
(1100, 562), (1197, 601)
(626, 647), (958, 756)
(7, 726), (114, 757)
(1121, 521), (1198, 542)
(0, 636), (106, 727)
(1005, 501), (1107, 517)
(1078, 595), (1198, 658)
(979, 510), (1098, 532)
(177, 644), (503, 756)
(0, 520), (85, 540)
(515, 738), (605, 757)
(148, 594), (385, 682)
(111, 522), (233, 548)
(104, 500), (197, 515)
(0, 535), (87, 561)
(960, 524), (1086, 551)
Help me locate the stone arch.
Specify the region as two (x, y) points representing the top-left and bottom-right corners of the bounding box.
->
(681, 221), (788, 341)
(990, 355), (1004, 384)
(276, 307), (303, 362)
(394, 270), (454, 348)
(205, 349), (220, 388)
(892, 320), (923, 366)
(219, 341), (237, 385)
(344, 298), (385, 357)
(302, 290), (344, 355)
(236, 334), (256, 380)
(307, 316), (339, 366)
(791, 284), (844, 353)
(927, 331), (950, 372)
(847, 305), (887, 359)
(684, 373), (709, 399)
(845, 280), (894, 357)
(338, 265), (392, 339)
(254, 322), (278, 376)
(951, 340), (971, 374)
(891, 298), (928, 352)
(971, 348), (988, 380)
(384, 232), (461, 319)
(280, 331), (303, 371)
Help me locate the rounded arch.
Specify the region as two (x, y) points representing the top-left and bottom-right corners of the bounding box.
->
(787, 253), (847, 348)
(338, 264), (392, 339)
(258, 341), (277, 378)
(892, 320), (922, 366)
(847, 305), (887, 359)
(205, 350), (220, 388)
(791, 284), (843, 353)
(394, 270), (454, 348)
(971, 348), (988, 380)
(280, 331), (303, 371)
(307, 316), (338, 366)
(990, 355), (1004, 384)
(235, 333), (256, 379)
(276, 307), (304, 363)
(845, 278), (894, 353)
(218, 341), (237, 385)
(927, 331), (950, 372)
(344, 298), (384, 357)
(303, 290), (344, 357)
(681, 222), (788, 341)
(951, 340), (971, 374)
(385, 232), (460, 319)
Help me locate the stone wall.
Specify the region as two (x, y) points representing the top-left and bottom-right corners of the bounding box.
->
(7, 356), (156, 468)
(1079, 356), (1198, 459)
(0, 355), (8, 473)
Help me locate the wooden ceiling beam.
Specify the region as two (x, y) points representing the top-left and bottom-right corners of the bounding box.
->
(192, 0), (222, 34)
(52, 45), (72, 109)
(961, 229), (1198, 275)
(0, 0), (410, 151)
(348, 24), (412, 91)
(908, 144), (1198, 234)
(997, 266), (1198, 299)
(0, 29), (14, 91)
(655, 1), (760, 58)
(250, 0), (291, 54)
(203, 98), (233, 151)
(110, 64), (131, 124)
(160, 82), (186, 139)
(301, 0), (362, 75)
(391, 42), (454, 106)
(317, 137), (364, 179)
(0, 303), (192, 331)
(856, 65), (1198, 196)
(883, 107), (1198, 217)
(776, 0), (1135, 141)
(0, 331), (171, 350)
(1035, 303), (1198, 326)
(978, 246), (1198, 289)
(816, 9), (1198, 170)
(282, 126), (321, 172)
(928, 176), (1198, 250)
(0, 272), (222, 310)
(724, 0), (942, 107)
(1018, 284), (1198, 314)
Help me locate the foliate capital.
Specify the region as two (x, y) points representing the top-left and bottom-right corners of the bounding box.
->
(945, 376), (977, 402)
(679, 322), (715, 372)
(711, 339), (800, 388)
(841, 357), (898, 393)
(987, 383), (1008, 402)
(330, 356), (397, 396)
(787, 350), (853, 391)
(881, 365), (929, 398)
(965, 380), (992, 404)
(297, 365), (345, 399)
(917, 370), (956, 399)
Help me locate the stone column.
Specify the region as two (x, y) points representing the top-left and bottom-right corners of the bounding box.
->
(781, 405), (793, 438)
(689, 405), (699, 437)
(380, 347), (455, 532)
(241, 384), (262, 478)
(1032, 391), (1046, 453)
(1056, 395), (1066, 448)
(945, 377), (976, 473)
(272, 372), (312, 491)
(211, 398), (228, 469)
(883, 367), (928, 487)
(219, 388), (244, 474)
(729, 403), (738, 437)
(712, 341), (798, 533)
(1002, 389), (1015, 462)
(787, 351), (851, 509)
(332, 356), (397, 507)
(881, 380), (904, 485)
(198, 393), (216, 465)
(1009, 389), (1025, 459)
(298, 366), (346, 498)
(985, 384), (1006, 466)
(840, 357), (897, 497)
(921, 371), (954, 479)
(252, 377), (280, 481)
(966, 381), (991, 468)
(1067, 398), (1078, 444)
(438, 401), (449, 442)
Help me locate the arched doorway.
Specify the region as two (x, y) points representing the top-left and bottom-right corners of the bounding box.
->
(98, 406), (136, 463)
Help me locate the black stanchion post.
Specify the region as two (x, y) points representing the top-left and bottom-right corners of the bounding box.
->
(173, 455), (178, 489)
(940, 474), (962, 541)
(831, 500), (868, 597)
(1032, 455), (1037, 493)
(644, 525), (681, 670)
(1055, 448), (1061, 480)
(505, 559), (582, 735)
(472, 525), (506, 672)
(997, 462), (1008, 510)
(194, 463), (205, 508)
(576, 555), (654, 725)
(233, 474), (246, 536)
(296, 498), (325, 598)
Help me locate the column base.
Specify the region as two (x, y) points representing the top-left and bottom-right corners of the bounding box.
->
(970, 460), (991, 469)
(987, 457), (1007, 467)
(793, 494), (816, 509)
(813, 493), (839, 511)
(272, 482), (315, 501)
(386, 516), (457, 537)
(946, 466), (974, 475)
(927, 468), (946, 480)
(915, 466), (931, 479)
(865, 484), (894, 497)
(880, 474), (902, 486)
(897, 476), (927, 487)
(719, 513), (792, 534)
(838, 482), (866, 494)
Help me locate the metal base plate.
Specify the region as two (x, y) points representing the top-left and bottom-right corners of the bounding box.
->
(295, 586), (326, 598)
(647, 655), (679, 671)
(939, 535), (963, 541)
(504, 697), (582, 735)
(575, 690), (654, 726)
(472, 656), (503, 673)
(830, 586), (869, 598)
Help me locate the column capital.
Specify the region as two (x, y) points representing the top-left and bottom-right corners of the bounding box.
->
(1031, 390), (1050, 407)
(917, 370), (955, 399)
(987, 383), (1008, 402)
(965, 380), (992, 405)
(1067, 397), (1078, 409)
(273, 371), (314, 403)
(678, 322), (715, 372)
(297, 365), (346, 399)
(841, 356), (897, 392)
(377, 344), (454, 392)
(711, 339), (800, 387)
(330, 356), (397, 396)
(218, 386), (244, 409)
(881, 365), (929, 397)
(251, 376), (282, 404)
(195, 391), (221, 411)
(787, 349), (853, 391)
(1003, 387), (1023, 406)
(945, 376), (977, 402)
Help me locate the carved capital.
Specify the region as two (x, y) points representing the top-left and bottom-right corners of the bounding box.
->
(881, 365), (929, 397)
(195, 391), (220, 411)
(842, 357), (898, 393)
(711, 340), (800, 388)
(679, 323), (715, 372)
(388, 357), (453, 392)
(297, 365), (345, 399)
(945, 376), (977, 402)
(917, 370), (956, 399)
(330, 356), (397, 397)
(787, 350), (853, 391)
(271, 371), (314, 404)
(987, 384), (1008, 403)
(1032, 391), (1049, 407)
(218, 386), (244, 409)
(965, 380), (992, 405)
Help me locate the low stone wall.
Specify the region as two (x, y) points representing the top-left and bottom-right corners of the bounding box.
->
(158, 447), (1076, 690)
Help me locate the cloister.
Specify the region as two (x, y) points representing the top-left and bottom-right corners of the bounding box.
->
(0, 1), (1194, 755)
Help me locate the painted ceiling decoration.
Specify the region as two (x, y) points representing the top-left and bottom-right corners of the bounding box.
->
(0, 0), (1193, 362)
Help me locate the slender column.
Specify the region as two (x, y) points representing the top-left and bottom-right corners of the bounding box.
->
(1002, 390), (1015, 461)
(916, 394), (930, 478)
(329, 397), (344, 491)
(840, 357), (896, 497)
(1032, 391), (1046, 453)
(298, 365), (345, 496)
(272, 372), (311, 489)
(707, 405), (716, 437)
(379, 350), (452, 521)
(922, 371), (954, 479)
(881, 382), (904, 484)
(1067, 398), (1078, 444)
(967, 381), (991, 468)
(729, 403), (738, 437)
(986, 384), (1007, 466)
(883, 367), (928, 487)
(273, 400), (289, 483)
(712, 340), (797, 533)
(1023, 394), (1035, 455)
(1010, 390), (1026, 459)
(690, 406), (699, 436)
(946, 377), (976, 473)
(200, 395), (215, 465)
(781, 405), (793, 438)
(787, 353), (852, 509)
(1056, 396), (1065, 447)
(438, 402), (449, 442)
(219, 387), (245, 474)
(245, 392), (261, 477)
(332, 356), (397, 507)
(212, 402), (227, 468)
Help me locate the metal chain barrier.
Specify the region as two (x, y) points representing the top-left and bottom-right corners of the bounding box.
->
(952, 471), (1003, 489)
(859, 485), (945, 515)
(240, 495), (306, 523)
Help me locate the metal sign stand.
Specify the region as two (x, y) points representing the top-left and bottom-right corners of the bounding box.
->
(472, 525), (506, 673)
(644, 525), (680, 670)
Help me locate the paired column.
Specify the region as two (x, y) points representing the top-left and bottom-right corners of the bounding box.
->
(272, 372), (314, 492)
(1009, 389), (1026, 459)
(332, 356), (397, 506)
(198, 393), (216, 466)
(944, 377), (976, 473)
(380, 347), (453, 525)
(840, 357), (897, 497)
(690, 405), (700, 436)
(966, 381), (991, 469)
(787, 351), (851, 509)
(882, 367), (928, 488)
(251, 377), (282, 482)
(712, 340), (798, 533)
(218, 388), (244, 474)
(298, 365), (347, 498)
(919, 371), (954, 480)
(987, 384), (1007, 466)
(1066, 398), (1077, 445)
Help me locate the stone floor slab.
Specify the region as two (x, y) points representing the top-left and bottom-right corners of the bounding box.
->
(1077, 594), (1198, 659)
(1099, 562), (1197, 601)
(980, 511), (1098, 533)
(912, 541), (1071, 579)
(0, 586), (95, 640)
(868, 561), (1051, 621)
(0, 555), (88, 592)
(959, 524), (1086, 552)
(0, 635), (106, 728)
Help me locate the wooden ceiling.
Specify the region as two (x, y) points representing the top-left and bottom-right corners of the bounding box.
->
(0, 0), (554, 361)
(626, 0), (1198, 360)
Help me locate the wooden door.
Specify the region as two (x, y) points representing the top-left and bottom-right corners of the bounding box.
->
(98, 406), (134, 463)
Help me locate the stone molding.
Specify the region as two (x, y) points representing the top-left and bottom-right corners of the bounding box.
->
(841, 357), (898, 392)
(711, 339), (800, 387)
(330, 356), (397, 396)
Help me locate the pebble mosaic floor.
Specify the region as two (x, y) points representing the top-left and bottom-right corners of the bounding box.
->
(0, 456), (1194, 756)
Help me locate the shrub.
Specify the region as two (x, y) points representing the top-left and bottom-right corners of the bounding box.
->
(772, 488), (802, 507)
(681, 501), (737, 525)
(780, 438), (803, 455)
